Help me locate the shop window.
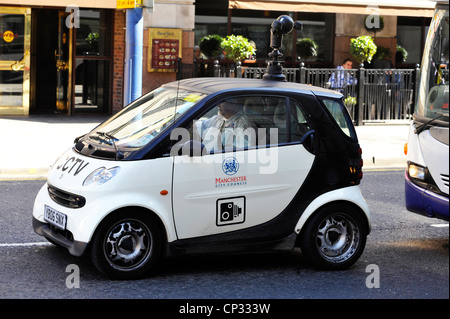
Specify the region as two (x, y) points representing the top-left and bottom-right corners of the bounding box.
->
(76, 10), (112, 57)
(195, 7), (334, 65)
(74, 9), (112, 113)
(0, 13), (25, 107)
(397, 25), (423, 65)
(0, 13), (24, 61)
(74, 59), (110, 112)
(397, 17), (431, 66)
(0, 70), (22, 107)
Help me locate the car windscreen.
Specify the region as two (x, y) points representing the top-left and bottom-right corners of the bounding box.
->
(414, 7), (449, 127)
(88, 87), (206, 150)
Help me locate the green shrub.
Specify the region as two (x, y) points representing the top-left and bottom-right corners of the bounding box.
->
(396, 44), (408, 63)
(198, 35), (223, 59)
(350, 36), (377, 64)
(297, 38), (318, 60)
(221, 35), (256, 62)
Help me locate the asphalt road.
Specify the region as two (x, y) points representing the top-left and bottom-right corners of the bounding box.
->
(0, 170), (448, 304)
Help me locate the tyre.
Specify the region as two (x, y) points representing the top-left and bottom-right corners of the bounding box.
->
(299, 203), (368, 270)
(90, 210), (162, 280)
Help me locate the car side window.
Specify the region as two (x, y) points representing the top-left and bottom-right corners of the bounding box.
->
(289, 99), (312, 142)
(182, 95), (312, 155)
(248, 97), (310, 145)
(320, 98), (356, 139)
(190, 96), (258, 153)
(243, 96), (287, 146)
(243, 96), (311, 145)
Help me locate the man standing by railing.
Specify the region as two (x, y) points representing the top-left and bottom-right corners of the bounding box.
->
(328, 58), (357, 92)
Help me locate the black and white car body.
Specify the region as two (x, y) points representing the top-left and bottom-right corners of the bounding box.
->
(33, 77), (370, 279)
(33, 15), (370, 279)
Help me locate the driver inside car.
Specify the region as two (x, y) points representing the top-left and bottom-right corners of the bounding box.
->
(197, 98), (257, 153)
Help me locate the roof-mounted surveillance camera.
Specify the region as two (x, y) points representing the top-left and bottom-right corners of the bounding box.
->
(270, 15), (303, 48)
(264, 15), (303, 82)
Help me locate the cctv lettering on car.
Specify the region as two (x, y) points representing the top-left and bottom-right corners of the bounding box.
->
(56, 157), (89, 176)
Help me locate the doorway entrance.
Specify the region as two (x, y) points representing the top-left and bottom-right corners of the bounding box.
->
(30, 8), (112, 115)
(0, 7), (31, 116)
(30, 8), (72, 114)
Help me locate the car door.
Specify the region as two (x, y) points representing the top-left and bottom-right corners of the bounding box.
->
(171, 94), (316, 240)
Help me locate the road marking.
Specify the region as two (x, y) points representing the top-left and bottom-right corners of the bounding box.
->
(0, 177), (47, 181)
(431, 224), (449, 228)
(363, 168), (405, 172)
(0, 242), (52, 248)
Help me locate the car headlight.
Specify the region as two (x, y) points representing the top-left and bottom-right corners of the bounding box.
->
(408, 163), (426, 181)
(83, 167), (121, 186)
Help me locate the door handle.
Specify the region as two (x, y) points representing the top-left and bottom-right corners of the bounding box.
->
(56, 60), (69, 71)
(55, 49), (68, 71)
(299, 129), (318, 154)
(10, 50), (29, 72)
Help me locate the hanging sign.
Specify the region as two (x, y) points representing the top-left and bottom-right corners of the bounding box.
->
(117, 0), (144, 9)
(148, 28), (182, 73)
(117, 0), (136, 9)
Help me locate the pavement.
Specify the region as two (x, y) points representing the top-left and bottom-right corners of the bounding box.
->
(0, 115), (409, 180)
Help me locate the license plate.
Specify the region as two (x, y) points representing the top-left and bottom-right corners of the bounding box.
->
(44, 205), (67, 230)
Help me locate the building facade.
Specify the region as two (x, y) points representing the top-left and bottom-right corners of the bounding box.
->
(0, 0), (195, 116)
(197, 0), (435, 67)
(0, 0), (436, 117)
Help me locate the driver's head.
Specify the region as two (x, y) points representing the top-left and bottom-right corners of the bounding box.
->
(218, 98), (243, 119)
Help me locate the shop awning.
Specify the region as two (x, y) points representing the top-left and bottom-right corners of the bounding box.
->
(0, 0), (152, 9)
(228, 0), (436, 17)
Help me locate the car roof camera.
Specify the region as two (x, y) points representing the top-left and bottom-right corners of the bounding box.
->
(263, 15), (303, 82)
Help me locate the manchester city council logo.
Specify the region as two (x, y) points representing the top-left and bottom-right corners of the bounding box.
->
(222, 157), (239, 175)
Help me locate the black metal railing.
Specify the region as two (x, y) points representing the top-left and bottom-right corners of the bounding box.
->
(177, 59), (421, 125)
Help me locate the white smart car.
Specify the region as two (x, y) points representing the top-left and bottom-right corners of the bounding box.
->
(33, 77), (370, 279)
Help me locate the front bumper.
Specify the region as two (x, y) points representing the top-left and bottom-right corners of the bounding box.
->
(32, 182), (99, 256)
(32, 217), (88, 256)
(405, 172), (449, 221)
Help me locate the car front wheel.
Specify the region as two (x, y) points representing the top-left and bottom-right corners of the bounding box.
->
(90, 210), (162, 280)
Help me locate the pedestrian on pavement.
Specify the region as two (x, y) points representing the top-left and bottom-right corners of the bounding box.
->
(329, 58), (357, 92)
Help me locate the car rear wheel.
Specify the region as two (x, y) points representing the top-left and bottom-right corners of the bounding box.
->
(90, 210), (162, 279)
(299, 203), (368, 270)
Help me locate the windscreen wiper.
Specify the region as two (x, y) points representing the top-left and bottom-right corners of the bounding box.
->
(96, 132), (124, 160)
(415, 112), (449, 134)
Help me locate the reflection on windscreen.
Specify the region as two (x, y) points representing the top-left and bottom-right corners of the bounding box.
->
(417, 8), (449, 121)
(89, 87), (205, 148)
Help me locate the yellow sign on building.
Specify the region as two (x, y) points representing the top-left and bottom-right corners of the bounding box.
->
(117, 0), (144, 9)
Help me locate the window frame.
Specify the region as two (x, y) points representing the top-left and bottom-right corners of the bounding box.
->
(172, 93), (314, 156)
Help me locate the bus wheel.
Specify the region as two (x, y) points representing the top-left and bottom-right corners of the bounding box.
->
(91, 211), (162, 279)
(299, 203), (367, 270)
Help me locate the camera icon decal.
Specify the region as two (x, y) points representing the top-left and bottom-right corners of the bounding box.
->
(216, 196), (245, 226)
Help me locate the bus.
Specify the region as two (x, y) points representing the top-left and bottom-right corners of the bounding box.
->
(405, 0), (449, 221)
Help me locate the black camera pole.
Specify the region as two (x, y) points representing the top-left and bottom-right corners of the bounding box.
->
(263, 15), (302, 82)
